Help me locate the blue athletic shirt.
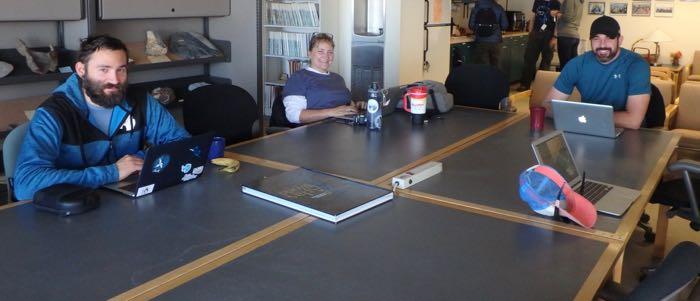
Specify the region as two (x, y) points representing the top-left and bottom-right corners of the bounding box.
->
(553, 48), (650, 110)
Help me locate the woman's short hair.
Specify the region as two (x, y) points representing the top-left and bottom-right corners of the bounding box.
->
(77, 35), (129, 65)
(308, 33), (334, 51)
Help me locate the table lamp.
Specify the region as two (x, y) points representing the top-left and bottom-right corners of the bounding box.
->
(645, 29), (672, 66)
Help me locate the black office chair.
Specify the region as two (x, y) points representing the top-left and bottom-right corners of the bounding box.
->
(444, 64), (509, 110)
(183, 84), (258, 146)
(650, 159), (700, 231)
(598, 241), (700, 301)
(269, 93), (298, 129)
(643, 83), (666, 128)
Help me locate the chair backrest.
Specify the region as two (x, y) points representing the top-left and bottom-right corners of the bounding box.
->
(529, 70), (581, 108)
(3, 123), (28, 201)
(269, 93), (297, 128)
(626, 241), (700, 301)
(183, 84), (258, 145)
(650, 77), (675, 107)
(444, 64), (508, 110)
(692, 50), (700, 76)
(644, 83), (666, 128)
(676, 82), (700, 130)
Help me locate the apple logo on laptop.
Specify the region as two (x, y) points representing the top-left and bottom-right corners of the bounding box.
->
(578, 115), (587, 124)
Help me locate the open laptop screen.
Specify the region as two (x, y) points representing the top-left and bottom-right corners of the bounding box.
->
(532, 132), (580, 183)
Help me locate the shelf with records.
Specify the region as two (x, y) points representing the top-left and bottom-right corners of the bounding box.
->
(266, 1), (320, 27)
(262, 0), (322, 116)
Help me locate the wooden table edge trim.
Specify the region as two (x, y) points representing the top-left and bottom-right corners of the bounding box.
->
(395, 188), (621, 243)
(371, 112), (528, 184)
(612, 132), (680, 244)
(0, 200), (30, 211)
(110, 214), (316, 301)
(226, 120), (323, 149)
(574, 242), (624, 301)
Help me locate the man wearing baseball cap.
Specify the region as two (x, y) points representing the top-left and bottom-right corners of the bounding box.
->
(543, 15), (650, 129)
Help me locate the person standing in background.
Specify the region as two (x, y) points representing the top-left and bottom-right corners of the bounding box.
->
(554, 0), (584, 70)
(468, 0), (509, 67)
(517, 0), (561, 92)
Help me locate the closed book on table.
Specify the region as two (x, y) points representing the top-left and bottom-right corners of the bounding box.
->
(242, 168), (393, 223)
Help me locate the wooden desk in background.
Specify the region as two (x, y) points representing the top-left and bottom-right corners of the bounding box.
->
(651, 64), (685, 96)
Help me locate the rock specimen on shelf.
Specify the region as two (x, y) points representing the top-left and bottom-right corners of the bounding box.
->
(16, 39), (58, 74)
(169, 32), (222, 59)
(150, 87), (177, 105)
(0, 61), (13, 78)
(145, 30), (168, 56)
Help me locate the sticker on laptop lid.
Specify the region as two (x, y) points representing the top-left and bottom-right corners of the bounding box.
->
(136, 184), (155, 197)
(192, 166), (204, 175)
(181, 163), (192, 174)
(152, 154), (170, 173)
(181, 173), (197, 181)
(190, 146), (202, 158)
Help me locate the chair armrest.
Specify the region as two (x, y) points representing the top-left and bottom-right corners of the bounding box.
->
(664, 104), (678, 130)
(668, 159), (700, 174)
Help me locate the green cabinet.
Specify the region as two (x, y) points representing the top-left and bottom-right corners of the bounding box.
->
(450, 35), (526, 83)
(504, 35), (527, 83)
(450, 42), (476, 68)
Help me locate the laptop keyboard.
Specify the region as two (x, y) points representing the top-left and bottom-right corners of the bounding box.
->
(580, 181), (613, 203)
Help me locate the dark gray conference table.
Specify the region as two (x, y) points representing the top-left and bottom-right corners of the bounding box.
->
(231, 108), (517, 181)
(407, 118), (677, 234)
(0, 163), (297, 301)
(157, 195), (609, 301)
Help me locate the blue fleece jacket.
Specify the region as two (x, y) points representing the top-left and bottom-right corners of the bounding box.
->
(13, 74), (190, 200)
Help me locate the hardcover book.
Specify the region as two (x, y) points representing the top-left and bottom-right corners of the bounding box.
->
(242, 168), (393, 223)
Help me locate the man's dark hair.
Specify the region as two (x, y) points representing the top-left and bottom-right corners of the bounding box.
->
(76, 35), (129, 65)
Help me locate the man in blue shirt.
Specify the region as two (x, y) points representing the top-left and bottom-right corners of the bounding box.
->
(14, 35), (189, 200)
(544, 16), (650, 129)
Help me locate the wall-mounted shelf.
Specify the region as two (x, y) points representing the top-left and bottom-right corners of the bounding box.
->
(0, 39), (231, 87)
(125, 39), (231, 72)
(0, 47), (76, 86)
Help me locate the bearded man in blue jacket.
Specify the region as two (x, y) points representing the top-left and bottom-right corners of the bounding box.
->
(13, 35), (190, 200)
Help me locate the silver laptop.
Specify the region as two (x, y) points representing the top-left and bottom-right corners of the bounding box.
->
(531, 131), (639, 216)
(551, 100), (623, 138)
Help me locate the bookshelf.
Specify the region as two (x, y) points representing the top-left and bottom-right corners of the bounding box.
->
(261, 0), (321, 116)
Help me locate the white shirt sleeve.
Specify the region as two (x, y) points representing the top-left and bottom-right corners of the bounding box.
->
(283, 95), (307, 124)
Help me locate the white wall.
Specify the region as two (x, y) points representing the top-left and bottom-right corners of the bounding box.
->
(506, 0), (700, 65)
(579, 1), (700, 66)
(209, 0), (258, 101)
(383, 0), (434, 87)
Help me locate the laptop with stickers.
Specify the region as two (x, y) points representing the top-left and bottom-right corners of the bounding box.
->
(104, 133), (213, 197)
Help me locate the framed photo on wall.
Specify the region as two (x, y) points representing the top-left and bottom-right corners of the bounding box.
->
(589, 2), (605, 15)
(610, 2), (629, 15)
(654, 2), (674, 17)
(632, 2), (651, 16)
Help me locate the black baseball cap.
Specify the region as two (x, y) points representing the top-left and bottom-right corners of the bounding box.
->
(590, 16), (620, 39)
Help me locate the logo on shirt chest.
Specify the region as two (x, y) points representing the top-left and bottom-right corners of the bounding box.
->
(120, 115), (137, 132)
(612, 73), (622, 79)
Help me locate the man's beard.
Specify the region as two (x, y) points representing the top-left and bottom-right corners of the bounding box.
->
(81, 72), (126, 108)
(594, 43), (620, 63)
